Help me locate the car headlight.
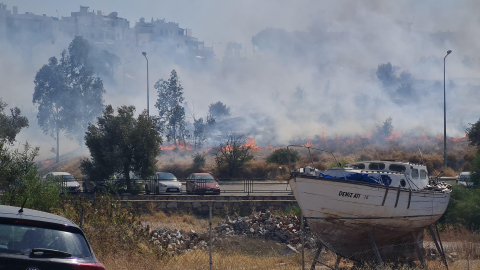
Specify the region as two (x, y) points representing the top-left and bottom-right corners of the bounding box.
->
(160, 183), (167, 187)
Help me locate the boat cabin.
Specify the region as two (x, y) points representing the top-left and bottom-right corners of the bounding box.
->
(323, 161), (430, 190)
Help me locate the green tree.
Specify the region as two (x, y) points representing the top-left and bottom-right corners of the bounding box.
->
(81, 105), (162, 192)
(33, 56), (69, 163)
(374, 117), (393, 140)
(208, 101), (231, 120)
(470, 153), (480, 186)
(466, 118), (480, 151)
(154, 69), (187, 146)
(62, 36), (107, 146)
(214, 135), (254, 178)
(33, 37), (107, 162)
(376, 62), (396, 88)
(266, 148), (300, 165)
(0, 99), (29, 144)
(193, 117), (206, 149)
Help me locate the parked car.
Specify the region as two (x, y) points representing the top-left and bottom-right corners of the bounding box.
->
(44, 172), (81, 193)
(0, 204), (105, 269)
(458, 171), (473, 187)
(186, 173), (220, 195)
(145, 172), (182, 194)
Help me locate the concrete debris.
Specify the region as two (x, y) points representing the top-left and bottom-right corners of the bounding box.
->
(145, 210), (317, 255)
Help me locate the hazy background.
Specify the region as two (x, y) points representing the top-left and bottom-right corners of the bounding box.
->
(1, 0), (479, 159)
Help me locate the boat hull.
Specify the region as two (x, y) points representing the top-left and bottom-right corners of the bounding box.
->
(289, 175), (450, 260)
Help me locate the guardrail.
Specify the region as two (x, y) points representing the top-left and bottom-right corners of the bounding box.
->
(76, 178), (292, 195)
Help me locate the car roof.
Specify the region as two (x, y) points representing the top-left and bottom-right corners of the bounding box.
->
(48, 172), (72, 176)
(191, 173), (212, 176)
(0, 205), (78, 228)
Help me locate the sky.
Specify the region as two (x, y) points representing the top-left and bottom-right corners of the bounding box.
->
(1, 0), (480, 159)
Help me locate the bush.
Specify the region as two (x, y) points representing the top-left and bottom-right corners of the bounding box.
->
(54, 195), (155, 259)
(470, 153), (480, 186)
(265, 148), (299, 165)
(0, 142), (62, 212)
(443, 186), (480, 230)
(214, 135), (253, 178)
(192, 152), (206, 169)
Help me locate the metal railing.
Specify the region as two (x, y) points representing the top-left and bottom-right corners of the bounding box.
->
(77, 178), (292, 195)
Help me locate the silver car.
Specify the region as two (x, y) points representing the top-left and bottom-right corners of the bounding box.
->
(44, 172), (81, 193)
(145, 172), (182, 194)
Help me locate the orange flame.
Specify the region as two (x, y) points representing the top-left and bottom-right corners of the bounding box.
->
(41, 160), (54, 165)
(160, 141), (192, 151)
(387, 130), (403, 140)
(243, 138), (259, 150)
(303, 139), (312, 147)
(451, 135), (466, 142)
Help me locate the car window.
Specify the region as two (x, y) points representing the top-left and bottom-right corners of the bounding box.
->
(194, 175), (215, 182)
(0, 223), (91, 258)
(157, 173), (176, 181)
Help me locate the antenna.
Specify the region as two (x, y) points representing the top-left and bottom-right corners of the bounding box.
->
(18, 197), (28, 213)
(418, 147), (424, 164)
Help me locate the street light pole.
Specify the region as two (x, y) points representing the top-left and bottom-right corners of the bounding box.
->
(443, 50), (452, 168)
(142, 52), (149, 120)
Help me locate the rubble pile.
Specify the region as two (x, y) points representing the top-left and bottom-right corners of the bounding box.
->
(146, 210), (317, 255)
(215, 211), (317, 250)
(148, 227), (210, 254)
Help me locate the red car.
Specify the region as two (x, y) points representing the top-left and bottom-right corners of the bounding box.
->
(186, 173), (220, 195)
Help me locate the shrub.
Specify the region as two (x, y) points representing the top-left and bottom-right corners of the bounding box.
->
(192, 152), (206, 169)
(443, 186), (480, 230)
(54, 195), (155, 259)
(265, 148), (299, 165)
(0, 142), (62, 212)
(470, 153), (480, 186)
(214, 135), (253, 178)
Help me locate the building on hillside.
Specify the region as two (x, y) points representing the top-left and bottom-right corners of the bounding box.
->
(0, 4), (213, 58)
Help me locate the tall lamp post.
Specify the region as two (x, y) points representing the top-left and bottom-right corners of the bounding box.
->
(443, 49), (452, 168)
(142, 52), (149, 120)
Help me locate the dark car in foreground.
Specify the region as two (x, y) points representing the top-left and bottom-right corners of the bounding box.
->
(0, 205), (105, 269)
(186, 173), (220, 195)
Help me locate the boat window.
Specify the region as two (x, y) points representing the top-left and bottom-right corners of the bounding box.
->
(388, 164), (406, 172)
(411, 169), (419, 178)
(420, 170), (427, 179)
(351, 163), (365, 169)
(368, 163), (385, 170)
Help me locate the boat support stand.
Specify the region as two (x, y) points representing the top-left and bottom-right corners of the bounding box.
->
(369, 233), (384, 265)
(411, 232), (427, 268)
(429, 224), (449, 270)
(309, 242), (338, 270)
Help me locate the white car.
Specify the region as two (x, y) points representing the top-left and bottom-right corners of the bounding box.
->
(44, 172), (81, 193)
(145, 172), (182, 194)
(458, 172), (473, 187)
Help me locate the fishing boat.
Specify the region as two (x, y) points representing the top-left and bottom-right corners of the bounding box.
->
(288, 148), (452, 263)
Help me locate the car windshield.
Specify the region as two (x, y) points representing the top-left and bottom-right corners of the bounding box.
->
(157, 173), (176, 181)
(49, 175), (76, 182)
(0, 223), (91, 258)
(194, 175), (215, 182)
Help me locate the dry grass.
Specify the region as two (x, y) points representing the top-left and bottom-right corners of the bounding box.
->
(140, 204), (223, 232)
